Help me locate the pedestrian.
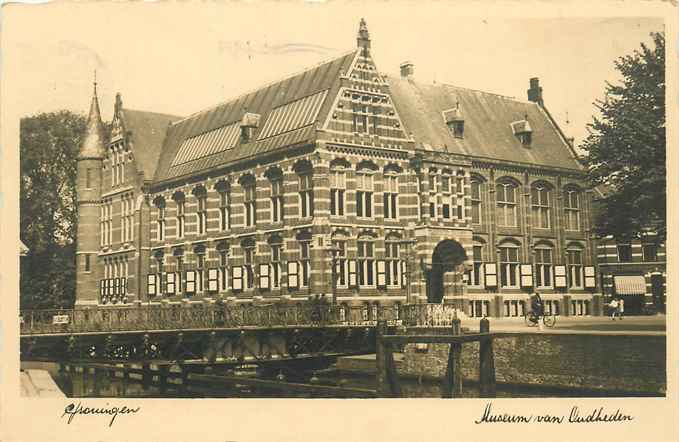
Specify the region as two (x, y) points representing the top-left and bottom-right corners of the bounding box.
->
(608, 298), (618, 320)
(618, 298), (624, 320)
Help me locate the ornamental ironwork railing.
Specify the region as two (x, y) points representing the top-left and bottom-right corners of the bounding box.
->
(19, 303), (464, 336)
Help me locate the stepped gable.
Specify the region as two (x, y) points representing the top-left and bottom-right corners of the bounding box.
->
(153, 50), (357, 184)
(386, 75), (582, 170)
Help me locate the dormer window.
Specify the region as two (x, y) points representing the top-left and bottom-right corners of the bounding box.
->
(443, 105), (464, 139)
(240, 112), (261, 144)
(511, 117), (533, 147)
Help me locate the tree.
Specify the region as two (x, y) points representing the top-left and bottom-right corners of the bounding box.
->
(581, 32), (665, 243)
(20, 111), (86, 309)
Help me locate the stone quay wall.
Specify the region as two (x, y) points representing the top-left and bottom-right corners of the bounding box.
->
(400, 332), (666, 395)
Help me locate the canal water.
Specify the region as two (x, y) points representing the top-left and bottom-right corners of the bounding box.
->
(31, 362), (633, 399)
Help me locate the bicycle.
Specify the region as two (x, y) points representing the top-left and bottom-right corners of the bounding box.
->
(524, 310), (557, 328)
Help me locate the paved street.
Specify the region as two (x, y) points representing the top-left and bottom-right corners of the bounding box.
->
(460, 315), (665, 334)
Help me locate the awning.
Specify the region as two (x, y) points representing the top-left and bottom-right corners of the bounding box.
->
(614, 275), (646, 295)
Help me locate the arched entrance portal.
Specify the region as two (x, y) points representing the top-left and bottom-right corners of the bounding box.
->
(427, 239), (467, 303)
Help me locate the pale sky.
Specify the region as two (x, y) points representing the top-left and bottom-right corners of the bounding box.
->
(2, 2), (664, 149)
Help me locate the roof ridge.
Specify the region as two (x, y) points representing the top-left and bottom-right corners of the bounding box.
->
(170, 48), (358, 127)
(384, 73), (528, 103)
(123, 107), (183, 120)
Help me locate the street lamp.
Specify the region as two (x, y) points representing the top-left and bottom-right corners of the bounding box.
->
(325, 246), (342, 305)
(400, 239), (417, 305)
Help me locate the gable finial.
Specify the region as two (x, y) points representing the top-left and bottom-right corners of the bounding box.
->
(357, 18), (371, 56)
(93, 69), (97, 95)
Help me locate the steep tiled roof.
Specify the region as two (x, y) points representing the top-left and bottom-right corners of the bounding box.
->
(386, 75), (582, 171)
(121, 109), (183, 180)
(153, 50), (357, 184)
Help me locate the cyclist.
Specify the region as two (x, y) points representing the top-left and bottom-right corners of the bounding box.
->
(529, 291), (544, 324)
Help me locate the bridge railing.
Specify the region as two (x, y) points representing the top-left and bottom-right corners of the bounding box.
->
(19, 304), (409, 336)
(401, 303), (462, 327)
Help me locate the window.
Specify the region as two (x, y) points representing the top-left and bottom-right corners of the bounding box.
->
(356, 170), (374, 218)
(564, 189), (580, 231)
(86, 169), (92, 188)
(217, 187), (230, 231)
(535, 246), (553, 288)
(195, 189), (207, 235)
(243, 179), (256, 227)
(330, 168), (346, 216)
(155, 198), (166, 241)
(217, 244), (229, 291)
(196, 247), (206, 293)
(518, 132), (532, 146)
(383, 173), (399, 220)
(643, 243), (658, 262)
(466, 244), (484, 287)
(531, 184), (551, 229)
(371, 104), (380, 135)
(385, 239), (400, 287)
(452, 120), (464, 138)
(300, 238), (311, 288)
(111, 149), (116, 187)
(101, 199), (113, 246)
(499, 244), (520, 288)
(333, 239), (347, 287)
(440, 176), (451, 194)
(358, 239), (375, 286)
(567, 248), (583, 288)
(496, 181), (518, 227)
(270, 177), (284, 223)
(353, 103), (368, 133)
(299, 173), (314, 219)
(175, 250), (185, 294)
(155, 252), (164, 295)
(471, 179), (482, 224)
(84, 254), (91, 272)
(271, 241), (282, 289)
(617, 244), (632, 262)
(174, 194), (185, 238)
(121, 194), (134, 243)
(243, 241), (255, 290)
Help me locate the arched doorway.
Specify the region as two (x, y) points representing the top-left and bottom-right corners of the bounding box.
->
(427, 239), (467, 303)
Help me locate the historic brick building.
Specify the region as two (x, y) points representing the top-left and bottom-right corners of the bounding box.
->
(75, 19), (602, 317)
(592, 187), (666, 314)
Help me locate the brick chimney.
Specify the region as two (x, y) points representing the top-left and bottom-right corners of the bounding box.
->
(527, 77), (543, 106)
(400, 61), (414, 79)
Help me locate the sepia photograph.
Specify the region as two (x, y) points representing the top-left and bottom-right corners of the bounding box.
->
(2, 1), (677, 441)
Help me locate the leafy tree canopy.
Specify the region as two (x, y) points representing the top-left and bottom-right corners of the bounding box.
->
(20, 111), (86, 309)
(581, 32), (665, 243)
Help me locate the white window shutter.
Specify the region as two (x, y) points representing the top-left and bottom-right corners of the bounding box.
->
(520, 264), (533, 287)
(348, 260), (357, 288)
(484, 263), (497, 288)
(207, 268), (219, 292)
(554, 265), (567, 288)
(287, 261), (299, 290)
(377, 260), (387, 288)
(166, 272), (176, 294)
(232, 266), (243, 291)
(259, 263), (270, 290)
(584, 266), (596, 289)
(185, 270), (196, 294)
(147, 274), (157, 296)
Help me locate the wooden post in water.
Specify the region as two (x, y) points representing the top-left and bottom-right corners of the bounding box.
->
(479, 317), (496, 398)
(142, 363), (151, 390)
(441, 313), (463, 398)
(159, 365), (169, 394)
(376, 320), (401, 397)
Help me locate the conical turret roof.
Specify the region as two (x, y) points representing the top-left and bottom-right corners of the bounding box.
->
(78, 83), (107, 159)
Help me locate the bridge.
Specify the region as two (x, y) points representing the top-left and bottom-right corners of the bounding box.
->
(20, 303), (461, 367)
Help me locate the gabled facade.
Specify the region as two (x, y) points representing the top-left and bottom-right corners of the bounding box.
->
(76, 19), (604, 318)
